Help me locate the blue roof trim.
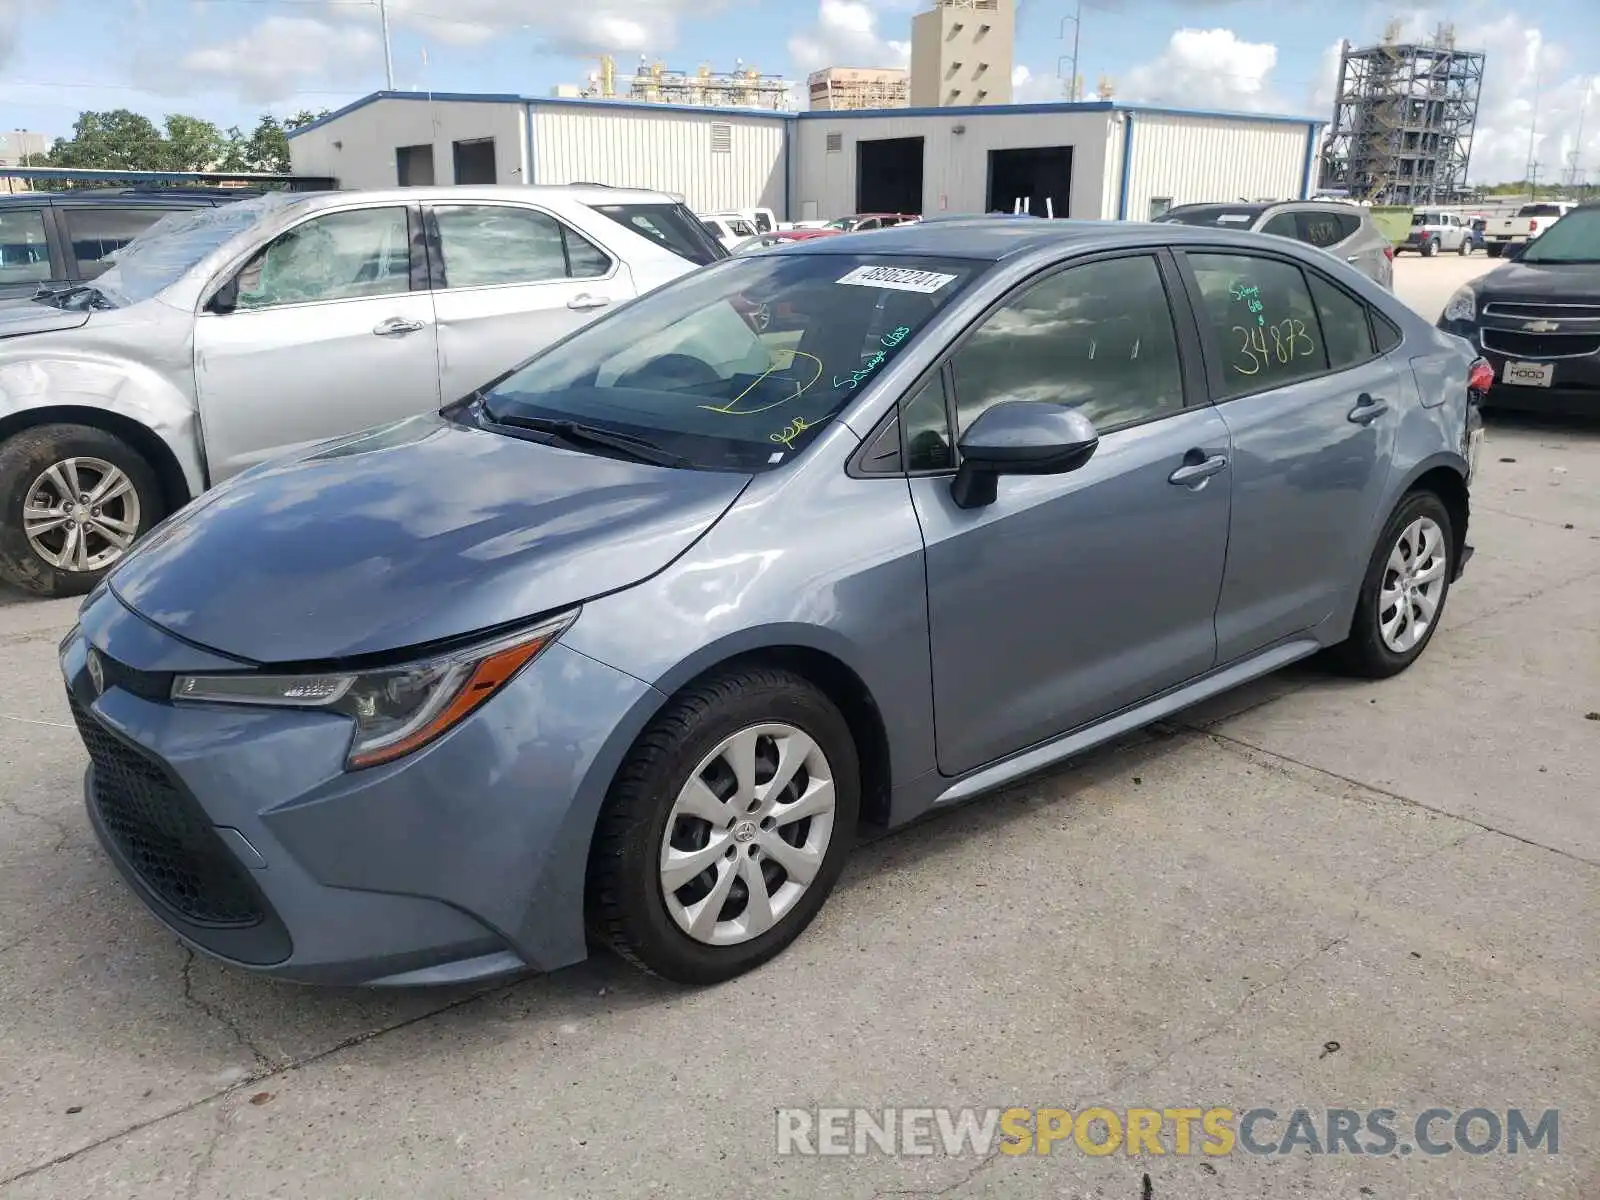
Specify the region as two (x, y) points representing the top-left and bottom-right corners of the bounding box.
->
(288, 91), (1328, 139)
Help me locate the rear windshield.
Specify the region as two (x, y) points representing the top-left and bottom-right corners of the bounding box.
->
(590, 202), (727, 265)
(1517, 204), (1566, 218)
(1155, 205), (1266, 227)
(479, 252), (983, 473)
(1521, 207), (1600, 264)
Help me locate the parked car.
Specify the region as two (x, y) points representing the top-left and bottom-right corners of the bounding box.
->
(0, 184), (724, 597)
(729, 229), (842, 254)
(1484, 202), (1576, 258)
(699, 212), (762, 251)
(824, 213), (919, 233)
(61, 219), (1483, 988)
(1400, 209), (1472, 257)
(1437, 201), (1600, 414)
(0, 187), (259, 300)
(1155, 200), (1394, 289)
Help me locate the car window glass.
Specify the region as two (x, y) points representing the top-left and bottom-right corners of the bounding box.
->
(951, 254), (1184, 434)
(1186, 252), (1330, 397)
(434, 204), (571, 288)
(1307, 273), (1374, 368)
(0, 208), (52, 284)
(1259, 212), (1298, 239)
(563, 227), (613, 277)
(63, 207), (169, 278)
(235, 207), (410, 310)
(902, 373), (953, 471)
(1337, 213), (1364, 241)
(1373, 312), (1402, 352)
(1296, 211), (1346, 249)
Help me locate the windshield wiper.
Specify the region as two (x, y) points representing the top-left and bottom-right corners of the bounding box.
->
(491, 413), (689, 468)
(32, 283), (114, 311)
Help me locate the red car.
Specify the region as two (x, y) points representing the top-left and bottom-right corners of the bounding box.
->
(824, 213), (919, 233)
(730, 228), (845, 254)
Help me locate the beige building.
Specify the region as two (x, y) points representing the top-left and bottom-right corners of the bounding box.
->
(910, 0), (1016, 108)
(807, 67), (910, 111)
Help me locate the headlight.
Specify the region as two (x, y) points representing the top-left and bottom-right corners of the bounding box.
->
(1442, 287), (1476, 323)
(171, 610), (577, 769)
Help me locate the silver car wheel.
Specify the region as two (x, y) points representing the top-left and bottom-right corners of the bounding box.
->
(23, 457), (141, 573)
(1377, 516), (1447, 654)
(660, 723), (837, 947)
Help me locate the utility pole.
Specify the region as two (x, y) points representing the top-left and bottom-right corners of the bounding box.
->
(1059, 0), (1084, 101)
(1524, 60), (1541, 200)
(379, 0), (395, 90)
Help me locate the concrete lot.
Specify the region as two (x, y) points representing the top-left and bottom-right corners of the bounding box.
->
(1, 252), (1595, 1199)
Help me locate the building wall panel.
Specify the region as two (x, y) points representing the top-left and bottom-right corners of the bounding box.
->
(1123, 114), (1314, 220)
(288, 98), (528, 189)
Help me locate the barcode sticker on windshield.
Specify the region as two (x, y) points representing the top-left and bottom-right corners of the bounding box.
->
(836, 265), (958, 293)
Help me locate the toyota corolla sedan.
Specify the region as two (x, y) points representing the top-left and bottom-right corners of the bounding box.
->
(61, 219), (1485, 987)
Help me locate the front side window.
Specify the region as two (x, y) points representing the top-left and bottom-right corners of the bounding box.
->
(0, 208), (52, 285)
(950, 254), (1185, 435)
(479, 253), (982, 473)
(1186, 252), (1330, 397)
(432, 204), (609, 288)
(235, 207), (411, 310)
(63, 207), (169, 278)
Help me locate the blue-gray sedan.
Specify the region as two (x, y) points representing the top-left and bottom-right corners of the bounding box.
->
(59, 220), (1487, 986)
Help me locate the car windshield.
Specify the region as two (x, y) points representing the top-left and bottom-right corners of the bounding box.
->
(1155, 205), (1265, 227)
(478, 252), (983, 473)
(1520, 207), (1600, 264)
(89, 192), (299, 305)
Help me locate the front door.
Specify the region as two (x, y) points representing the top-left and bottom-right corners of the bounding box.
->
(1177, 249), (1401, 661)
(193, 204), (439, 481)
(911, 251), (1234, 776)
(424, 201), (634, 402)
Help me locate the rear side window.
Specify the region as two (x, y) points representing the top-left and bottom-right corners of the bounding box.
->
(1306, 273), (1375, 368)
(591, 203), (727, 265)
(1185, 252), (1329, 397)
(1298, 211), (1358, 247)
(63, 207), (171, 278)
(431, 204), (613, 287)
(1373, 312), (1402, 353)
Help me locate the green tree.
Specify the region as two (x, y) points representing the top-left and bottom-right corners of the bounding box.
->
(45, 109), (167, 171)
(159, 114), (228, 172)
(221, 109), (328, 173)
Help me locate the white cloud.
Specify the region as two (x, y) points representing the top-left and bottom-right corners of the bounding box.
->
(1121, 28), (1280, 112)
(172, 16), (380, 105)
(385, 0), (715, 56)
(788, 0), (910, 75)
(1012, 64), (1068, 103)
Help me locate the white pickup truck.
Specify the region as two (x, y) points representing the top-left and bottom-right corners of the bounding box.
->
(1484, 202), (1575, 257)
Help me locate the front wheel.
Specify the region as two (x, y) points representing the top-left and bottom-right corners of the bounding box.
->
(1330, 491), (1455, 679)
(588, 668), (860, 984)
(0, 425), (165, 598)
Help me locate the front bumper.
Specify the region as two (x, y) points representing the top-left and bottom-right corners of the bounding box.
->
(1438, 320), (1600, 415)
(60, 587), (655, 986)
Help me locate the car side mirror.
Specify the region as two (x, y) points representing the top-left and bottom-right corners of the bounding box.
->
(950, 400), (1100, 509)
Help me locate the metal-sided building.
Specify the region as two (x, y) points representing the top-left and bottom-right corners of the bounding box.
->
(287, 92), (1323, 223)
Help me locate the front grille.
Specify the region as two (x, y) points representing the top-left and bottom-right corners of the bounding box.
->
(1483, 301), (1600, 322)
(1481, 328), (1600, 359)
(70, 694), (264, 928)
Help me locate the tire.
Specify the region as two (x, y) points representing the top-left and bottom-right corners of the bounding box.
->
(1329, 491), (1455, 680)
(1486, 244), (1505, 258)
(0, 424), (165, 599)
(1421, 237), (1438, 258)
(1457, 237), (1471, 255)
(588, 668), (860, 984)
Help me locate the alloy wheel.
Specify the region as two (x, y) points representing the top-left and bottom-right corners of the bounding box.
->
(22, 457), (142, 573)
(1378, 516), (1447, 654)
(659, 723), (837, 947)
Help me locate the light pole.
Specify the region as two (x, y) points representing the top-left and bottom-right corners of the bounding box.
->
(1058, 0), (1084, 101)
(379, 0), (395, 90)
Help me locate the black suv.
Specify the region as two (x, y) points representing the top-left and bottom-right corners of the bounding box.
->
(0, 187), (262, 299)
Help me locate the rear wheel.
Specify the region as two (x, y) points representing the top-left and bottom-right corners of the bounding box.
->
(0, 425), (165, 598)
(1457, 237), (1471, 255)
(1421, 237), (1438, 258)
(1486, 244), (1505, 258)
(588, 668), (860, 984)
(1329, 491), (1455, 679)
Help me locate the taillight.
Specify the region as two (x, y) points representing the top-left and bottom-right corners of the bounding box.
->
(1383, 245), (1395, 261)
(1468, 358), (1494, 394)
(1529, 220), (1538, 232)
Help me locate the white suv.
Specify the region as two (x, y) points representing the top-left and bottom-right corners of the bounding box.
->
(0, 185), (727, 597)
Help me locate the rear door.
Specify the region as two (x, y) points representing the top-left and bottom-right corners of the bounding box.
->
(1177, 248), (1405, 661)
(193, 202), (439, 480)
(423, 200), (632, 402)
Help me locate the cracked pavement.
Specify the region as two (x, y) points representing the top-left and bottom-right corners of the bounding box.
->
(0, 255), (1596, 1198)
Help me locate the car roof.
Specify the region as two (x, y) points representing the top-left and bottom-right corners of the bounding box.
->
(0, 190), (229, 207)
(765, 216), (1346, 262)
(268, 184), (682, 214)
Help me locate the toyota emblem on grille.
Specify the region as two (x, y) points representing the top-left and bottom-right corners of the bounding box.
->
(1522, 319), (1560, 333)
(86, 649), (105, 696)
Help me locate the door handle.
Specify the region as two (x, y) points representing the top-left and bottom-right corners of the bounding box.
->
(1168, 452), (1229, 487)
(567, 293), (612, 311)
(373, 317), (425, 336)
(1347, 393), (1389, 425)
(1346, 254), (1361, 262)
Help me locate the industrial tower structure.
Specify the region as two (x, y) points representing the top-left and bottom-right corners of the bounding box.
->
(1321, 22), (1486, 204)
(569, 55), (794, 111)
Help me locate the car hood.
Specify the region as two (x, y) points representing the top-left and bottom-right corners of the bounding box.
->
(109, 414), (752, 663)
(0, 300), (92, 339)
(1475, 260), (1600, 301)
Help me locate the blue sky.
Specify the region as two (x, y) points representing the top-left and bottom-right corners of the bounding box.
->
(0, 0), (1595, 183)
